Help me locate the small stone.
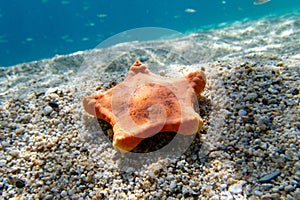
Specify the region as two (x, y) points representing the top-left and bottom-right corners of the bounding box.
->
(170, 181), (177, 190)
(285, 185), (294, 193)
(0, 159), (7, 167)
(262, 98), (269, 105)
(220, 183), (228, 190)
(10, 149), (20, 158)
(260, 124), (267, 131)
(43, 106), (53, 115)
(260, 142), (268, 150)
(220, 191), (233, 199)
(238, 109), (247, 117)
(257, 116), (270, 127)
(258, 170), (281, 183)
(244, 117), (254, 123)
(46, 87), (57, 94)
(245, 93), (257, 101)
(262, 183), (273, 190)
(245, 124), (252, 131)
(291, 88), (299, 95)
(20, 114), (31, 123)
(262, 193), (280, 199)
(167, 174), (174, 180)
(15, 128), (25, 135)
(229, 181), (246, 194)
(277, 61), (284, 66)
(267, 87), (278, 94)
(68, 189), (75, 196)
(253, 189), (263, 196)
(295, 191), (300, 199)
(269, 99), (278, 104)
(48, 101), (59, 109)
(60, 190), (67, 197)
(1, 141), (9, 147)
(15, 179), (26, 188)
(44, 195), (53, 200)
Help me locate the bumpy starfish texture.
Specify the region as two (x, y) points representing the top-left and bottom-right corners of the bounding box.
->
(83, 60), (206, 152)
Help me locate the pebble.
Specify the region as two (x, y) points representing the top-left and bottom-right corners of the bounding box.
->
(10, 149), (20, 158)
(15, 128), (25, 135)
(267, 87), (279, 94)
(68, 189), (75, 196)
(261, 183), (273, 190)
(262, 193), (280, 199)
(170, 181), (177, 190)
(48, 101), (59, 109)
(245, 93), (258, 101)
(284, 185), (294, 193)
(1, 141), (9, 147)
(220, 191), (233, 200)
(43, 106), (53, 115)
(253, 189), (263, 196)
(0, 159), (7, 167)
(15, 179), (26, 188)
(257, 116), (270, 126)
(258, 171), (281, 183)
(228, 181), (246, 194)
(238, 109), (247, 116)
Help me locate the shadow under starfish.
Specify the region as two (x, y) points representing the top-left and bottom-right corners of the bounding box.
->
(97, 94), (212, 154)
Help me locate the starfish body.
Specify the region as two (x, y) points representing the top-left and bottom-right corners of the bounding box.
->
(83, 60), (206, 152)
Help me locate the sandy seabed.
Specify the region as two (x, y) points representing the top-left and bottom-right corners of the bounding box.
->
(0, 13), (300, 199)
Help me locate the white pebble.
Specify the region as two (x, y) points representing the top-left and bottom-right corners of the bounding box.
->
(44, 106), (53, 115)
(267, 87), (278, 94)
(60, 190), (67, 197)
(46, 87), (57, 94)
(167, 174), (174, 180)
(1, 141), (9, 147)
(229, 181), (246, 194)
(170, 181), (177, 189)
(0, 159), (7, 167)
(68, 189), (75, 196)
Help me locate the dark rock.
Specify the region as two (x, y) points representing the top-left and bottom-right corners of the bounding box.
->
(262, 98), (269, 105)
(48, 101), (59, 109)
(258, 170), (281, 183)
(291, 88), (299, 95)
(15, 179), (26, 188)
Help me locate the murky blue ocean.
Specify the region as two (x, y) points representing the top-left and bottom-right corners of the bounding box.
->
(0, 0), (300, 67)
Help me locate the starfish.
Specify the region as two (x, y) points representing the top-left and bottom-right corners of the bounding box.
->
(83, 60), (206, 152)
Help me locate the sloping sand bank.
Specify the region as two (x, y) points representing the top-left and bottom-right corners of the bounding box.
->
(1, 13), (299, 199)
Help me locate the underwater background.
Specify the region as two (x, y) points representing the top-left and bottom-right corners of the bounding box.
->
(0, 0), (300, 67)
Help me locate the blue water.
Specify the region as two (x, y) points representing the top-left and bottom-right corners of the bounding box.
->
(0, 0), (300, 67)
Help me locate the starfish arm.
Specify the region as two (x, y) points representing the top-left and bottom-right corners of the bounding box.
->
(179, 112), (203, 134)
(83, 94), (99, 116)
(83, 93), (116, 125)
(112, 124), (143, 152)
(185, 71), (206, 94)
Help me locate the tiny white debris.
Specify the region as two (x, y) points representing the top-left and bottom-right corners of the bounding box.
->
(97, 14), (107, 18)
(253, 0), (271, 5)
(185, 8), (196, 13)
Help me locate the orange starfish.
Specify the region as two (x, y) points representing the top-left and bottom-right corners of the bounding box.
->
(83, 60), (206, 152)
